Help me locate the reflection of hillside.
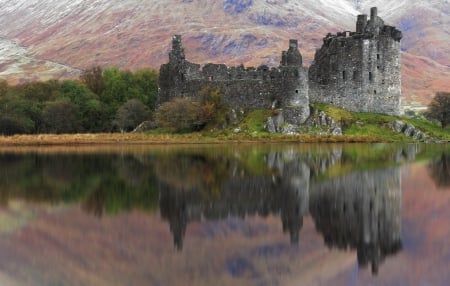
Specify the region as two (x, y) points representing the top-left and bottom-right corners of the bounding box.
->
(428, 153), (450, 189)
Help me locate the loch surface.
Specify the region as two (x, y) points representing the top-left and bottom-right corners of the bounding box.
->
(0, 143), (449, 286)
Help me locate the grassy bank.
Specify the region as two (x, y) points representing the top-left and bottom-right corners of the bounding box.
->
(0, 132), (389, 146)
(0, 105), (448, 146)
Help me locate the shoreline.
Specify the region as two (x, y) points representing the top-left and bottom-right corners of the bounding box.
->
(0, 133), (391, 147)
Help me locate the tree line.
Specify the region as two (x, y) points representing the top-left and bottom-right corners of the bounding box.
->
(1, 64), (448, 135)
(0, 66), (158, 135)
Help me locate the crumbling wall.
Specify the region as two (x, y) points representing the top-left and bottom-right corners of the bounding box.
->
(158, 36), (310, 124)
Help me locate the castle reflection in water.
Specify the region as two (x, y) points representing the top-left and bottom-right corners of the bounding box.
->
(158, 145), (418, 274)
(0, 144), (424, 274)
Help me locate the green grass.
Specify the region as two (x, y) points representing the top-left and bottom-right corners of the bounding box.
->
(403, 117), (450, 140)
(145, 104), (448, 143)
(239, 109), (273, 133)
(313, 103), (450, 142)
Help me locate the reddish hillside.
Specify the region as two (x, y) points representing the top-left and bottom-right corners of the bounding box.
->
(0, 0), (448, 106)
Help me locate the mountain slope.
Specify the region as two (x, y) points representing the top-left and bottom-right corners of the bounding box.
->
(0, 0), (448, 106)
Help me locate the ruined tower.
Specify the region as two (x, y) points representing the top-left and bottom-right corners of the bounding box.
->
(309, 7), (403, 115)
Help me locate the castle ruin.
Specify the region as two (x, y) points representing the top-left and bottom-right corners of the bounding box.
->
(158, 7), (402, 125)
(309, 7), (403, 115)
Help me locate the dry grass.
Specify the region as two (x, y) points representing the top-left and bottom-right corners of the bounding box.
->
(0, 132), (388, 147)
(0, 133), (189, 146)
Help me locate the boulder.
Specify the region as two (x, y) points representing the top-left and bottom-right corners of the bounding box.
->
(331, 127), (342, 135)
(403, 124), (415, 137)
(265, 117), (277, 133)
(391, 120), (406, 133)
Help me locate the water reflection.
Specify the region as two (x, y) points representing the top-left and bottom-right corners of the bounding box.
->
(157, 145), (409, 274)
(428, 152), (450, 189)
(1, 143), (444, 275)
(310, 168), (402, 274)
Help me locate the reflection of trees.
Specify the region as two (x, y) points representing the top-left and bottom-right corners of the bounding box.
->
(0, 153), (159, 214)
(82, 183), (106, 217)
(428, 153), (450, 188)
(154, 152), (231, 197)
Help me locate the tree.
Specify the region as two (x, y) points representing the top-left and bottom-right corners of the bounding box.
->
(425, 92), (450, 128)
(133, 68), (159, 110)
(115, 99), (152, 132)
(80, 66), (105, 96)
(0, 95), (39, 134)
(154, 88), (226, 132)
(17, 80), (61, 102)
(42, 100), (81, 134)
(198, 86), (226, 124)
(59, 80), (108, 132)
(0, 115), (29, 135)
(154, 97), (203, 132)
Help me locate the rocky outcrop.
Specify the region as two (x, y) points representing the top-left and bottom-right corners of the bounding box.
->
(390, 120), (426, 141)
(265, 108), (342, 135)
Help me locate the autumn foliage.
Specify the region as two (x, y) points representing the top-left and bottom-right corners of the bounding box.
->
(154, 87), (226, 132)
(425, 92), (450, 128)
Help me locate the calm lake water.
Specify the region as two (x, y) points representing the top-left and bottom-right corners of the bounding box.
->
(0, 143), (449, 286)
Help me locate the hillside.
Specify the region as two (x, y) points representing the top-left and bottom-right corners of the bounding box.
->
(0, 0), (448, 107)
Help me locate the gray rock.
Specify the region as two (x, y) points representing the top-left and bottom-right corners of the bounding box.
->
(391, 120), (406, 133)
(403, 124), (415, 137)
(331, 127), (342, 135)
(319, 111), (327, 126)
(229, 109), (239, 125)
(413, 130), (425, 140)
(281, 124), (299, 135)
(273, 111), (285, 132)
(265, 117), (277, 133)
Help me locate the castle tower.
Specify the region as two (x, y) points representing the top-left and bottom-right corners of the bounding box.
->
(356, 14), (368, 33)
(169, 35), (185, 65)
(308, 7), (403, 116)
(283, 39), (303, 66)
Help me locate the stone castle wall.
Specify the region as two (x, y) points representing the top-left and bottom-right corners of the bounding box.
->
(159, 36), (310, 123)
(309, 7), (402, 116)
(158, 7), (402, 121)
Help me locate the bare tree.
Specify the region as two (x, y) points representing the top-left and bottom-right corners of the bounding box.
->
(425, 92), (450, 128)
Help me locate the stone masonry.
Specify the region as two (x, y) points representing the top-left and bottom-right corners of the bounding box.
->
(309, 7), (402, 115)
(158, 7), (402, 123)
